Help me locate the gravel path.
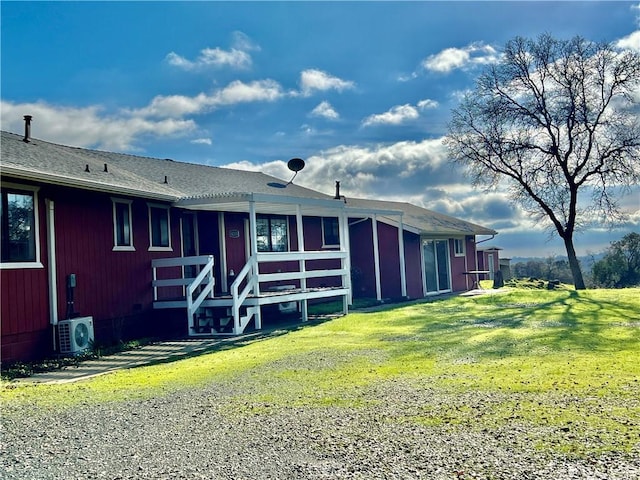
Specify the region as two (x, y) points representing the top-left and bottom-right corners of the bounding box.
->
(2, 376), (638, 480)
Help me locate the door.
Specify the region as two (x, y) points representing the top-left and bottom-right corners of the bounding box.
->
(181, 213), (199, 278)
(422, 239), (451, 294)
(487, 253), (495, 280)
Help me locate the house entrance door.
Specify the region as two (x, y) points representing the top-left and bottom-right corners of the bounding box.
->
(181, 213), (199, 278)
(422, 239), (451, 294)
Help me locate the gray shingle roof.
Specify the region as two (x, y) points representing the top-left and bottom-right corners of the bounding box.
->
(345, 197), (497, 236)
(1, 131), (331, 202)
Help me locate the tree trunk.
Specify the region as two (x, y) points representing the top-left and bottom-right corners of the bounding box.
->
(563, 235), (586, 290)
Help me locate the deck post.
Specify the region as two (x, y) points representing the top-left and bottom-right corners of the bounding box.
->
(339, 210), (352, 306)
(398, 213), (407, 298)
(248, 199), (261, 329)
(372, 214), (382, 301)
(296, 205), (308, 322)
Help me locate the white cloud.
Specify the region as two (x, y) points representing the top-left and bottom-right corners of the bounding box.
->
(166, 48), (252, 70)
(299, 69), (355, 97)
(225, 138), (451, 200)
(310, 101), (339, 120)
(165, 31), (259, 70)
(362, 104), (419, 127)
(417, 99), (439, 110)
(191, 138), (212, 145)
(0, 100), (195, 151)
(422, 42), (499, 73)
(615, 30), (640, 52)
(133, 79), (285, 118)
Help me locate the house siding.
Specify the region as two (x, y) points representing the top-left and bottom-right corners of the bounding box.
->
(1, 182), (183, 362)
(403, 231), (423, 299)
(1, 178), (50, 362)
(378, 222), (402, 299)
(349, 219), (376, 298)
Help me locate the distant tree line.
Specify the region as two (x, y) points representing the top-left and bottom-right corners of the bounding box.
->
(591, 233), (640, 288)
(512, 233), (640, 288)
(512, 258), (574, 284)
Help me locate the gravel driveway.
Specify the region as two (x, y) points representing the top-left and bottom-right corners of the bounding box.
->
(2, 374), (638, 480)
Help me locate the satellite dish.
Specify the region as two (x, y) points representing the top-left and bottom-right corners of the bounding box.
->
(287, 158), (305, 172)
(286, 158), (305, 184)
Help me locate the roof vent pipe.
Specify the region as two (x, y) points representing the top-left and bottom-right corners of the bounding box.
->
(103, 163), (108, 173)
(23, 115), (32, 143)
(164, 175), (168, 184)
(334, 181), (341, 200)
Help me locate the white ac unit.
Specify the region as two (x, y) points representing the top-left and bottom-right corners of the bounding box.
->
(59, 316), (94, 354)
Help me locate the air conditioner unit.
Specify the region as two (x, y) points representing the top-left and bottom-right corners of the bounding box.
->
(59, 316), (94, 354)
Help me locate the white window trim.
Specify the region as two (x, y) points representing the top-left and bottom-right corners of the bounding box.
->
(147, 203), (172, 252)
(321, 216), (340, 248)
(112, 198), (135, 252)
(454, 238), (466, 257)
(0, 182), (43, 269)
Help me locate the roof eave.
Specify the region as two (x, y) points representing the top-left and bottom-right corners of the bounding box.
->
(1, 165), (179, 202)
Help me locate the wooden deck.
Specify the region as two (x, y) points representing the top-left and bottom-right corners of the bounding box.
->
(153, 285), (350, 310)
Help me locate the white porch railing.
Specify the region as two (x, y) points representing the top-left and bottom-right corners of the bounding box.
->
(152, 251), (349, 336)
(229, 250), (350, 333)
(152, 255), (215, 328)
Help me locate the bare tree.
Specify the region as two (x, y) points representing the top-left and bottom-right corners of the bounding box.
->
(446, 34), (640, 289)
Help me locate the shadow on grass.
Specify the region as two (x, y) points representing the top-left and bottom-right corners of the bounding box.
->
(374, 290), (640, 363)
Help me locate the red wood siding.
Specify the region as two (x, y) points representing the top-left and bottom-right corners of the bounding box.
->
(1, 178), (50, 362)
(377, 222), (402, 299)
(349, 219), (376, 298)
(403, 231), (423, 299)
(450, 239), (468, 292)
(2, 182), (185, 362)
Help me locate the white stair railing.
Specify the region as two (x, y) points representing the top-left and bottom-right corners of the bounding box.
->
(230, 255), (258, 333)
(152, 255), (215, 331)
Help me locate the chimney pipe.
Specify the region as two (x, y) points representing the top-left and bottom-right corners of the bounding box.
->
(23, 115), (33, 143)
(334, 181), (341, 200)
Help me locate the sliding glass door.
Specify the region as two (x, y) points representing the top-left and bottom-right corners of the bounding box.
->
(422, 239), (451, 294)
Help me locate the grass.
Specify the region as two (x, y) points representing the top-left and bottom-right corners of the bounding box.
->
(2, 287), (639, 457)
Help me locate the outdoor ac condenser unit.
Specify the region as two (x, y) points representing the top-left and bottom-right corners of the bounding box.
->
(58, 316), (94, 354)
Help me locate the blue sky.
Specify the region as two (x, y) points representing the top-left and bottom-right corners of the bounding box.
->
(2, 1), (639, 258)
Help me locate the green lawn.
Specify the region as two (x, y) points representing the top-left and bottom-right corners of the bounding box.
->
(3, 287), (639, 456)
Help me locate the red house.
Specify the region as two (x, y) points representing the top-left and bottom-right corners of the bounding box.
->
(1, 124), (497, 363)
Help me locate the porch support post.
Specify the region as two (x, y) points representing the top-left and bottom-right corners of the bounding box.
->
(248, 200), (261, 330)
(339, 210), (352, 310)
(372, 214), (382, 302)
(397, 213), (407, 298)
(296, 205), (308, 322)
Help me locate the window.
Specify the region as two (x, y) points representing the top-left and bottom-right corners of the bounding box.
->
(1, 185), (40, 266)
(148, 204), (171, 250)
(256, 215), (288, 252)
(322, 217), (340, 247)
(454, 238), (466, 257)
(112, 199), (134, 251)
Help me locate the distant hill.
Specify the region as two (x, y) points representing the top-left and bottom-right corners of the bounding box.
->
(510, 253), (606, 270)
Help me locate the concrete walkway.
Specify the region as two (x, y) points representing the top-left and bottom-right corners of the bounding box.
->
(11, 323), (305, 385)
